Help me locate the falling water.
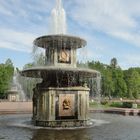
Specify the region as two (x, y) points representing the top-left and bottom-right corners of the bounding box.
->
(50, 0), (67, 34)
(13, 71), (26, 101)
(77, 47), (89, 68)
(32, 0), (67, 65)
(95, 73), (102, 120)
(96, 73), (101, 103)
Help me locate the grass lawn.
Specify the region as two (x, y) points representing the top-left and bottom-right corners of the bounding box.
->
(89, 100), (140, 109)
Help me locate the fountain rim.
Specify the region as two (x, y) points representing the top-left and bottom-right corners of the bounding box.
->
(21, 66), (100, 78)
(33, 34), (87, 49)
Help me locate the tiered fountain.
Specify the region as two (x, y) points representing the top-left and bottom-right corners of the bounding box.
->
(21, 0), (100, 127)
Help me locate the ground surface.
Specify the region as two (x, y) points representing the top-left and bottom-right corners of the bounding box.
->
(0, 101), (32, 114)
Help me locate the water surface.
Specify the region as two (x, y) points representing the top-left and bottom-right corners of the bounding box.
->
(0, 113), (140, 140)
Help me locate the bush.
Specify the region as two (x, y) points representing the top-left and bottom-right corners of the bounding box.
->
(110, 102), (123, 108)
(100, 100), (109, 105)
(122, 102), (132, 108)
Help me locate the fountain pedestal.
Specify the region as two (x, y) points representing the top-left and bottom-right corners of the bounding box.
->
(33, 86), (89, 127)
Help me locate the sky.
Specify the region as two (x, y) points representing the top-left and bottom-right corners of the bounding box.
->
(0, 0), (140, 70)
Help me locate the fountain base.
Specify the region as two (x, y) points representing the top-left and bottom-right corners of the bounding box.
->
(33, 86), (90, 127)
(35, 120), (89, 128)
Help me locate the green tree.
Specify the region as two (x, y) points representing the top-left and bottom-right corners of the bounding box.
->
(88, 61), (106, 72)
(0, 59), (14, 98)
(124, 69), (140, 99)
(101, 69), (115, 98)
(111, 68), (127, 98)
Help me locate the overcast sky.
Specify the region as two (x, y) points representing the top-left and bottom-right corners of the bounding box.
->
(0, 0), (140, 69)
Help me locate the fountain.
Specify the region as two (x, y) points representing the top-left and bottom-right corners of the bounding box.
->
(7, 70), (26, 102)
(21, 0), (100, 127)
(1, 1), (140, 140)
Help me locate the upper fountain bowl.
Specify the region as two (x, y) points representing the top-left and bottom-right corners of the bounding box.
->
(33, 34), (87, 49)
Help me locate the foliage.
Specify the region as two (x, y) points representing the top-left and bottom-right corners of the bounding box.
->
(89, 100), (110, 108)
(87, 59), (128, 99)
(111, 68), (127, 98)
(88, 60), (115, 98)
(122, 102), (132, 108)
(124, 69), (140, 99)
(101, 69), (115, 98)
(138, 104), (140, 109)
(0, 59), (14, 98)
(110, 102), (123, 108)
(100, 100), (109, 105)
(87, 58), (140, 99)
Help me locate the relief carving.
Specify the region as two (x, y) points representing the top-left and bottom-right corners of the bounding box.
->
(63, 98), (71, 110)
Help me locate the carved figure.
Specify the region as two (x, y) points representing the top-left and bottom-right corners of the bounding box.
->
(63, 98), (71, 110)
